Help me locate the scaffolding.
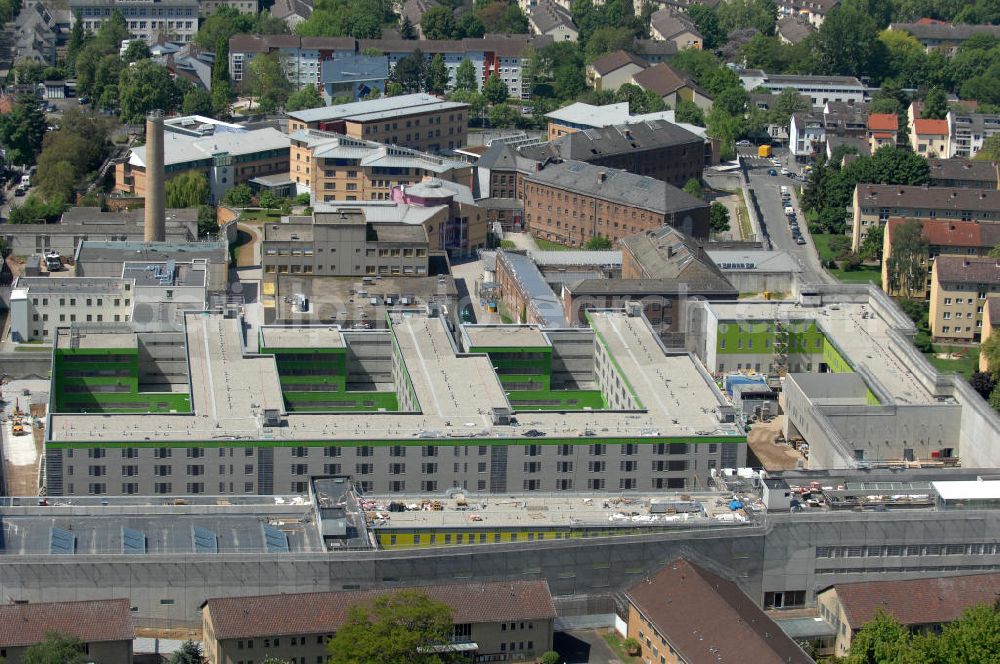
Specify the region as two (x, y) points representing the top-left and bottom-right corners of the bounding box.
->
(772, 319), (790, 376)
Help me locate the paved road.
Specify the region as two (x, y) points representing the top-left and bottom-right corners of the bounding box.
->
(742, 154), (835, 285)
(554, 630), (623, 664)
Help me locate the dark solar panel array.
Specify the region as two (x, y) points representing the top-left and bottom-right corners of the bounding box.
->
(262, 525), (290, 553)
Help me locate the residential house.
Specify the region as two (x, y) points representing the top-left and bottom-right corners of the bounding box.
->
(776, 15), (815, 44)
(929, 255), (1000, 341)
(0, 599), (135, 664)
(289, 129), (473, 204)
(817, 573), (1000, 658)
(889, 20), (1000, 55)
(927, 158), (999, 188)
(911, 118), (950, 158)
(202, 580), (556, 664)
(269, 0), (313, 29)
(776, 0), (839, 27)
(634, 39), (677, 63)
(850, 183), (1000, 251)
(789, 111), (824, 161)
(947, 109), (1000, 158)
(649, 8), (702, 49)
(825, 135), (870, 162)
(867, 113), (898, 152)
(285, 93), (469, 152)
(522, 159), (711, 245)
(586, 50), (648, 92)
(632, 62), (713, 110)
(528, 0), (578, 41)
(623, 558), (814, 664)
(880, 217), (1000, 298)
(823, 101), (868, 138)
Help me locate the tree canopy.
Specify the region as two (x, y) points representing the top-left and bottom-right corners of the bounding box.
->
(166, 172), (211, 208)
(326, 590), (460, 664)
(286, 84), (326, 111)
(24, 632), (89, 664)
(0, 94), (48, 166)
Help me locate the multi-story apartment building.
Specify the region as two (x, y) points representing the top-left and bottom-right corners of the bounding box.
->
(115, 127), (290, 202)
(522, 159), (710, 246)
(850, 184), (1000, 250)
(289, 129), (472, 202)
(928, 158), (1000, 188)
(881, 218), (1000, 298)
(776, 0), (839, 26)
(261, 208), (430, 282)
(202, 581), (556, 664)
(199, 0), (258, 15)
(230, 35), (550, 99)
(9, 278), (133, 343)
(929, 255), (1000, 342)
(889, 21), (1000, 55)
(69, 0), (199, 43)
(947, 110), (1000, 159)
(285, 94), (469, 153)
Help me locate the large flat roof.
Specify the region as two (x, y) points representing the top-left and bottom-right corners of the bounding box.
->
(933, 479), (1000, 501)
(464, 324), (550, 348)
(260, 325), (344, 349)
(47, 311), (738, 444)
(286, 93), (467, 124)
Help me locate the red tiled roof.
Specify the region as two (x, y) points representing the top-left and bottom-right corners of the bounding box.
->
(205, 580), (556, 640)
(624, 558), (813, 664)
(871, 132), (895, 139)
(868, 113), (898, 131)
(0, 599), (134, 648)
(914, 118), (948, 135)
(831, 573), (1000, 628)
(886, 217), (1000, 248)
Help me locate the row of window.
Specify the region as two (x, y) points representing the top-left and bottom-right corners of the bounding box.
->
(816, 543), (1000, 558)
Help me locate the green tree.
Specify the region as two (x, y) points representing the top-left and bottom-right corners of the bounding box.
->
(166, 171), (210, 208)
(482, 74), (508, 105)
(718, 0), (776, 36)
(885, 218), (928, 298)
(584, 26), (636, 62)
(709, 202), (730, 234)
(977, 134), (1000, 162)
(457, 12), (485, 38)
(96, 9), (129, 50)
(24, 632), (88, 664)
(259, 189), (281, 210)
(476, 1), (530, 34)
(0, 95), (48, 166)
(421, 6), (458, 40)
(118, 59), (176, 123)
(921, 87), (948, 120)
(768, 88), (809, 127)
(814, 3), (884, 80)
(685, 4), (725, 50)
(198, 205), (218, 238)
(168, 640), (203, 664)
(400, 15), (417, 39)
(454, 59), (478, 91)
(326, 590), (459, 664)
(845, 609), (916, 664)
(66, 15), (86, 74)
(858, 223), (883, 261)
(223, 183), (253, 207)
(982, 334), (1000, 379)
(426, 54), (450, 95)
(14, 59), (45, 85)
(36, 156), (79, 202)
(286, 84), (325, 111)
(194, 6), (257, 50)
(448, 89), (486, 123)
(245, 52), (291, 112)
(182, 88), (213, 116)
(970, 371), (996, 399)
(123, 40), (151, 63)
(615, 83), (665, 114)
(683, 178), (703, 199)
(990, 383), (1000, 411)
(489, 103), (520, 128)
(211, 39), (234, 117)
(540, 652), (561, 664)
(584, 236), (613, 249)
(675, 99), (705, 127)
(389, 51), (426, 94)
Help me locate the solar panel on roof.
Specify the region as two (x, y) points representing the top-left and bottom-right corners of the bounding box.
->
(262, 524), (290, 553)
(50, 527), (75, 555)
(192, 526), (218, 554)
(122, 527), (146, 554)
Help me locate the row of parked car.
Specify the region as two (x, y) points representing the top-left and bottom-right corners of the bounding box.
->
(781, 186), (806, 246)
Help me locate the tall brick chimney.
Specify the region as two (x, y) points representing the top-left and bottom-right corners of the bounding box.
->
(144, 111), (166, 243)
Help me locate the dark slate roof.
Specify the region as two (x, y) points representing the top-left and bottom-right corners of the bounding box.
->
(205, 580), (556, 640)
(890, 21), (1000, 42)
(625, 558), (813, 664)
(776, 16), (814, 43)
(0, 599), (134, 648)
(927, 158), (999, 186)
(270, 0), (313, 21)
(650, 8), (701, 41)
(934, 255), (1000, 285)
(619, 226), (735, 292)
(524, 160), (708, 214)
(528, 0), (576, 35)
(856, 184), (1000, 212)
(634, 39), (678, 58)
(550, 119), (703, 161)
(987, 296), (1000, 325)
(829, 573), (1000, 627)
(402, 0), (437, 26)
(589, 50), (647, 76)
(632, 62), (703, 98)
(567, 276), (734, 295)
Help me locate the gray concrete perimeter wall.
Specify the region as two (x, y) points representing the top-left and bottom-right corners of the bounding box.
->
(0, 353), (51, 379)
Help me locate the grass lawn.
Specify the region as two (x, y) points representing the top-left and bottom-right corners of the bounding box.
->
(924, 345), (980, 378)
(602, 633), (641, 663)
(499, 239), (516, 249)
(13, 345), (51, 352)
(534, 238), (574, 251)
(812, 233), (881, 284)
